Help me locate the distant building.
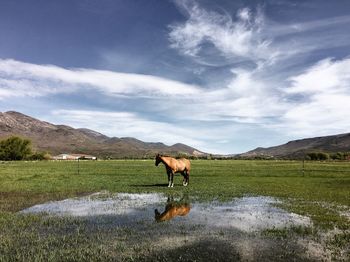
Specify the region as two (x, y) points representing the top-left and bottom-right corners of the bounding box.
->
(52, 154), (97, 160)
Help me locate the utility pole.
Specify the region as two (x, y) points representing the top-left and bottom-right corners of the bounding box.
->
(77, 157), (80, 175)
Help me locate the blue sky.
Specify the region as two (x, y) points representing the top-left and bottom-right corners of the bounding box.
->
(1, 0), (350, 154)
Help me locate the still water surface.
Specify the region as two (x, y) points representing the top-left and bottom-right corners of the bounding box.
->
(21, 192), (310, 232)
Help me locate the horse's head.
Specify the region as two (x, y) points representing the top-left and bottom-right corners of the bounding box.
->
(155, 154), (162, 166)
(154, 209), (161, 219)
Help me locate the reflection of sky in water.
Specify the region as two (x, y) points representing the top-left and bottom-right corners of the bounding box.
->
(21, 193), (163, 218)
(21, 193), (310, 232)
(187, 197), (310, 232)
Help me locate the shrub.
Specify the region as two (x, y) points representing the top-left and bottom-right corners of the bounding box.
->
(28, 152), (51, 160)
(0, 136), (32, 160)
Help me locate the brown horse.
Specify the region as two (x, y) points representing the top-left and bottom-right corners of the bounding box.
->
(155, 197), (191, 222)
(155, 154), (190, 187)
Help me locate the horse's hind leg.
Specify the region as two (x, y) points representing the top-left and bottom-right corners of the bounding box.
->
(170, 172), (174, 187)
(183, 171), (189, 186)
(167, 171), (171, 187)
(181, 172), (186, 186)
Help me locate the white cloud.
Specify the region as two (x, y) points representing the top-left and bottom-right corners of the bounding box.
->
(48, 109), (283, 154)
(169, 1), (276, 63)
(281, 93), (350, 136)
(1, 56), (350, 153)
(279, 58), (350, 136)
(162, 57), (350, 139)
(0, 59), (201, 99)
(168, 1), (350, 143)
(0, 78), (75, 98)
(286, 58), (350, 95)
(0, 58), (282, 124)
(161, 68), (287, 123)
(285, 15), (350, 34)
(170, 1), (350, 70)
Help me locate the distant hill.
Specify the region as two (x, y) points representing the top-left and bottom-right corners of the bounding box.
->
(240, 133), (350, 159)
(0, 111), (206, 158)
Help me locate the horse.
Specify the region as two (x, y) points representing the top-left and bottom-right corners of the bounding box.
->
(155, 196), (191, 222)
(155, 154), (190, 187)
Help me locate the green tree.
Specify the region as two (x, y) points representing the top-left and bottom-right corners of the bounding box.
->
(307, 151), (329, 161)
(317, 152), (329, 160)
(0, 136), (32, 160)
(330, 152), (343, 160)
(307, 152), (318, 160)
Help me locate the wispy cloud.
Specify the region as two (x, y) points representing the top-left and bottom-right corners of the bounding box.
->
(50, 109), (224, 153)
(170, 0), (350, 69)
(1, 0), (350, 154)
(169, 0), (276, 64)
(49, 109), (286, 154)
(1, 54), (350, 153)
(0, 59), (201, 99)
(275, 15), (350, 35)
(168, 0), (350, 140)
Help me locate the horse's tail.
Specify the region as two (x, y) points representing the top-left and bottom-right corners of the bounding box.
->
(185, 159), (191, 172)
(184, 159), (190, 186)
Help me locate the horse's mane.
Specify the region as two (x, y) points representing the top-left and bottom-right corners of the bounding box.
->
(157, 154), (186, 159)
(158, 154), (170, 157)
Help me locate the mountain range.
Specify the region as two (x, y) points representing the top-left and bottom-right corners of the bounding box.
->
(240, 133), (350, 159)
(1, 111), (349, 159)
(0, 111), (205, 158)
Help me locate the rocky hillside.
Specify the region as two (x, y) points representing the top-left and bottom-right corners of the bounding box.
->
(0, 111), (206, 158)
(240, 133), (350, 159)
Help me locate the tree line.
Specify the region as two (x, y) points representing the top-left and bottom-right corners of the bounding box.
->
(0, 136), (50, 161)
(1, 136), (349, 161)
(306, 151), (350, 161)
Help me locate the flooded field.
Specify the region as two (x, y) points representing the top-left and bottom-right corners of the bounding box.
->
(18, 192), (328, 261)
(21, 192), (311, 233)
(1, 160), (349, 261)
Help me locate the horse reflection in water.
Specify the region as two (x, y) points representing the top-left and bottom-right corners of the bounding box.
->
(155, 196), (191, 222)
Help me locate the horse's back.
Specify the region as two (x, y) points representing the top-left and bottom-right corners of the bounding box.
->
(177, 204), (191, 216)
(156, 203), (191, 221)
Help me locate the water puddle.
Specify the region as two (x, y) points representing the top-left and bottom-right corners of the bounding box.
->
(189, 197), (310, 231)
(21, 192), (310, 232)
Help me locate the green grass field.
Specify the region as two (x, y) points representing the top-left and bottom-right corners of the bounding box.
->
(0, 160), (349, 261)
